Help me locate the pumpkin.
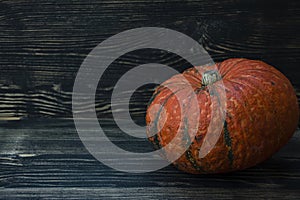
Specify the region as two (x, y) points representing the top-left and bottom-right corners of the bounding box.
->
(146, 58), (299, 174)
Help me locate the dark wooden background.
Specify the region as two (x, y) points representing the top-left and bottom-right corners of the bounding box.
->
(0, 0), (300, 199)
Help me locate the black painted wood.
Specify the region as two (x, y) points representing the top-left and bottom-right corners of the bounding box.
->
(0, 0), (299, 120)
(0, 119), (300, 199)
(1, 0), (300, 199)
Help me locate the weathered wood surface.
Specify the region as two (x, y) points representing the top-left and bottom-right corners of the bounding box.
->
(0, 119), (300, 199)
(0, 0), (299, 120)
(1, 0), (300, 199)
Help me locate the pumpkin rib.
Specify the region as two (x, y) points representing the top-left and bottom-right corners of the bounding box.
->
(149, 83), (197, 154)
(247, 74), (290, 156)
(176, 84), (212, 173)
(221, 60), (294, 168)
(221, 60), (276, 82)
(224, 65), (291, 168)
(227, 75), (270, 110)
(238, 74), (280, 126)
(182, 117), (191, 147)
(247, 72), (296, 148)
(223, 120), (234, 167)
(226, 76), (271, 126)
(224, 80), (253, 122)
(185, 149), (205, 172)
(231, 68), (281, 86)
(220, 58), (249, 79)
(183, 115), (205, 173)
(237, 68), (285, 79)
(225, 75), (284, 166)
(196, 87), (227, 172)
(224, 61), (286, 86)
(183, 87), (207, 173)
(222, 80), (252, 167)
(183, 68), (202, 84)
(148, 88), (183, 150)
(147, 88), (163, 109)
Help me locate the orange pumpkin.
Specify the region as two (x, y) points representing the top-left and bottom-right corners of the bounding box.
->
(146, 58), (299, 174)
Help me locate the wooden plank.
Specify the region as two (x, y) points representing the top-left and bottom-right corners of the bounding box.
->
(0, 119), (299, 199)
(0, 0), (299, 119)
(0, 1), (300, 198)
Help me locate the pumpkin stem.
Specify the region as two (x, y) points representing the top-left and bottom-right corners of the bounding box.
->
(202, 70), (222, 86)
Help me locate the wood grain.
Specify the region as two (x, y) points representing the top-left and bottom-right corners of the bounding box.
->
(1, 1), (300, 199)
(0, 119), (299, 199)
(0, 0), (299, 120)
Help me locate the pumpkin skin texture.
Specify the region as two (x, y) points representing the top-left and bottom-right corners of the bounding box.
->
(146, 58), (299, 174)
